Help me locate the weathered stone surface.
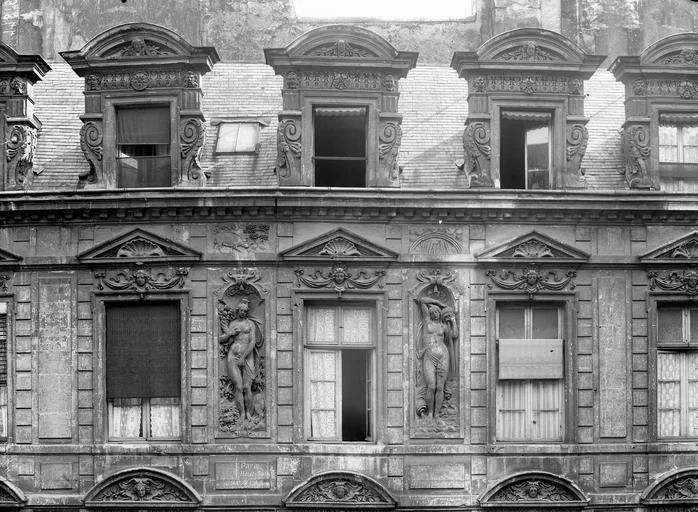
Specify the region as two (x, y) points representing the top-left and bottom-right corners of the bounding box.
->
(40, 462), (73, 490)
(214, 460), (273, 490)
(600, 462), (628, 487)
(408, 463), (466, 489)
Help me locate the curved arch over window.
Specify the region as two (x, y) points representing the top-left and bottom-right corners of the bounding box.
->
(83, 467), (201, 508)
(478, 471), (589, 509)
(283, 471), (396, 509)
(641, 467), (698, 510)
(0, 475), (27, 508)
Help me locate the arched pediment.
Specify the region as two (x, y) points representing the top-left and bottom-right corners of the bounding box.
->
(478, 471), (589, 508)
(84, 468), (201, 508)
(478, 28), (585, 65)
(641, 33), (698, 66)
(642, 468), (698, 507)
(284, 471), (396, 509)
(0, 476), (27, 507)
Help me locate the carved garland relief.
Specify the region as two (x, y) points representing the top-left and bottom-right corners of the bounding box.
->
(95, 266), (188, 299)
(487, 266), (576, 299)
(490, 480), (577, 502)
(294, 262), (385, 297)
(648, 270), (698, 296)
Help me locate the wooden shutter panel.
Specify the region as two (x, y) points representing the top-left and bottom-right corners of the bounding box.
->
(499, 338), (563, 379)
(0, 314), (7, 386)
(106, 302), (180, 399)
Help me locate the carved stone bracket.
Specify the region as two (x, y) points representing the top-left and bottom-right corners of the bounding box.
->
(622, 124), (653, 189)
(180, 117), (206, 183)
(566, 123), (588, 180)
(95, 266), (188, 298)
(79, 120), (103, 184)
(277, 114), (302, 185)
(294, 262), (385, 297)
(463, 121), (493, 188)
(6, 124), (37, 188)
(648, 270), (698, 296)
(487, 266), (576, 299)
(378, 119), (402, 182)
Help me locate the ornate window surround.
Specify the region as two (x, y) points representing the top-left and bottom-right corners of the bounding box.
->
(60, 22), (219, 189)
(641, 467), (698, 511)
(264, 24), (418, 187)
(478, 470), (589, 510)
(610, 33), (698, 190)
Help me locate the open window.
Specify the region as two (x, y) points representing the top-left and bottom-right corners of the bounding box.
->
(106, 301), (181, 440)
(496, 303), (564, 441)
(500, 112), (551, 190)
(304, 302), (375, 442)
(116, 106), (171, 188)
(314, 107), (367, 187)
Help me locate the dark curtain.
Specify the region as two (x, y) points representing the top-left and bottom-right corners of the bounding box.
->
(116, 106), (170, 144)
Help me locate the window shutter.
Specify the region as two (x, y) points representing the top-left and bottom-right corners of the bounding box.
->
(106, 302), (180, 399)
(499, 338), (563, 379)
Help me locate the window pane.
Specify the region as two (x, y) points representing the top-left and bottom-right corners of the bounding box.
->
(659, 125), (679, 146)
(307, 306), (337, 344)
(498, 306), (525, 339)
(0, 386), (6, 438)
(341, 306), (372, 345)
(149, 397), (180, 438)
(526, 125), (549, 189)
(342, 349), (369, 441)
(496, 380), (527, 440)
(688, 352), (698, 436)
(531, 380), (563, 441)
(657, 352), (682, 437)
(109, 398), (142, 438)
(532, 306), (558, 338)
(658, 308), (683, 343)
(683, 125), (698, 163)
(308, 350), (339, 439)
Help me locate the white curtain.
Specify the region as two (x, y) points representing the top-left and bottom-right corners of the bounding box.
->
(341, 306), (371, 344)
(497, 380), (562, 441)
(0, 386), (7, 438)
(307, 306), (337, 344)
(658, 352), (682, 437)
(150, 398), (181, 438)
(308, 350), (339, 439)
(109, 398), (142, 438)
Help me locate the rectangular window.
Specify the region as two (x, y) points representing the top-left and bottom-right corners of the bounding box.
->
(496, 303), (563, 441)
(106, 302), (180, 440)
(116, 106), (171, 188)
(659, 124), (698, 164)
(215, 122), (261, 153)
(0, 303), (7, 438)
(657, 305), (698, 438)
(305, 303), (374, 441)
(314, 107), (366, 187)
(500, 112), (551, 189)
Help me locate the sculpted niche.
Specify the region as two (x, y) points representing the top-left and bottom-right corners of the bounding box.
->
(217, 269), (267, 437)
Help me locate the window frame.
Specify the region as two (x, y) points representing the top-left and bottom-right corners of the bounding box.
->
(650, 104), (698, 189)
(214, 121), (263, 154)
(649, 295), (698, 441)
(93, 290), (191, 444)
(0, 296), (13, 443)
(102, 96), (179, 189)
(293, 290), (386, 444)
(486, 291), (576, 444)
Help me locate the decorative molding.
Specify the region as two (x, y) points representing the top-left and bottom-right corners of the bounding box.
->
(308, 40), (375, 58)
(79, 121), (103, 184)
(513, 240), (554, 258)
(297, 70), (384, 90)
(180, 118), (206, 181)
(0, 476), (26, 506)
(469, 74), (570, 94)
(0, 248), (22, 268)
(409, 229), (463, 255)
(642, 468), (698, 507)
(212, 224), (270, 254)
(566, 124), (588, 174)
(294, 262), (385, 297)
(622, 124), (653, 189)
(472, 76), (486, 92)
(281, 227), (398, 262)
(479, 471), (589, 508)
(495, 41), (560, 62)
(487, 266), (576, 299)
(110, 38), (173, 58)
(678, 80), (698, 100)
(641, 231), (698, 264)
(378, 121), (402, 182)
(84, 468), (201, 507)
(95, 266), (189, 298)
(77, 228), (201, 265)
(632, 78), (647, 96)
(83, 69), (185, 91)
(660, 47), (698, 65)
(648, 270), (698, 296)
(6, 124), (37, 187)
(284, 471), (396, 509)
(477, 231), (589, 262)
(570, 78), (583, 95)
(463, 121), (493, 188)
(519, 77), (538, 94)
(276, 117), (301, 180)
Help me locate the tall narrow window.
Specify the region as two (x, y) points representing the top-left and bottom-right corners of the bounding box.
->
(305, 303), (374, 441)
(313, 107), (366, 187)
(496, 303), (563, 441)
(0, 303), (7, 438)
(500, 112), (551, 189)
(116, 106), (171, 188)
(106, 302), (181, 440)
(657, 305), (698, 438)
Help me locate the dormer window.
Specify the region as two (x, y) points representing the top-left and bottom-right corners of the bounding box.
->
(265, 25), (417, 188)
(314, 106), (367, 187)
(500, 112), (551, 189)
(116, 106), (171, 188)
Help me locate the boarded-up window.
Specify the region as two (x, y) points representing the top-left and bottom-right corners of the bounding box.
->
(305, 303), (374, 441)
(106, 302), (181, 439)
(657, 305), (698, 438)
(496, 303), (563, 441)
(0, 303), (7, 438)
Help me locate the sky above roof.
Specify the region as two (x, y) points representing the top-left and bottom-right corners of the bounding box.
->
(291, 0), (474, 20)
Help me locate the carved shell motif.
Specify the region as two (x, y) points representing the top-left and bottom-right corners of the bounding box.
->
(319, 238), (361, 257)
(116, 238), (166, 258)
(512, 240), (554, 258)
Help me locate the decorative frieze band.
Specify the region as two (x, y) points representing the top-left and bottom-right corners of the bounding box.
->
(294, 262), (385, 297)
(469, 74), (576, 95)
(95, 267), (189, 298)
(630, 78), (698, 99)
(648, 270), (698, 296)
(283, 70), (397, 92)
(487, 266), (576, 299)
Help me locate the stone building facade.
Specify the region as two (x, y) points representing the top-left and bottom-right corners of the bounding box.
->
(0, 4), (697, 512)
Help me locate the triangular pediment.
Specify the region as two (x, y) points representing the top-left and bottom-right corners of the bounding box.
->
(0, 476), (26, 506)
(77, 229), (201, 265)
(0, 247), (22, 267)
(284, 471), (396, 509)
(479, 471), (588, 508)
(477, 231), (589, 263)
(281, 228), (398, 262)
(641, 231), (698, 264)
(84, 467), (201, 508)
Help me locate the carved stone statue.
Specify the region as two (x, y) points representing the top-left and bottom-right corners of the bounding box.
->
(416, 296), (458, 425)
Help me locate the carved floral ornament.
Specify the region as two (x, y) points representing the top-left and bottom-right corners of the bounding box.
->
(378, 120), (402, 181)
(463, 121), (493, 188)
(6, 124), (37, 186)
(284, 471), (396, 509)
(180, 118), (206, 181)
(308, 39), (375, 58)
(487, 266), (576, 299)
(641, 468), (698, 509)
(276, 118), (301, 179)
(294, 262), (385, 297)
(660, 47), (698, 65)
(648, 270), (698, 296)
(479, 472), (589, 508)
(495, 41), (560, 62)
(622, 124), (653, 189)
(94, 265), (188, 299)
